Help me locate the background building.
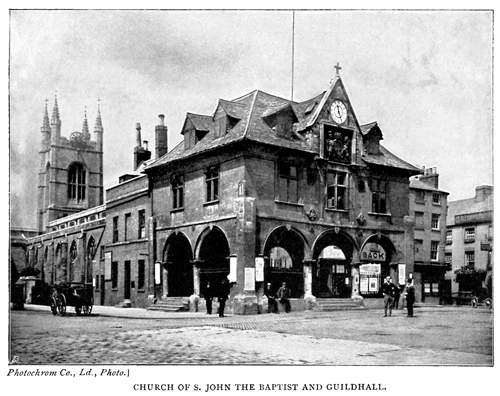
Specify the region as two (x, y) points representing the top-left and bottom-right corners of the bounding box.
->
(445, 185), (493, 297)
(409, 167), (449, 304)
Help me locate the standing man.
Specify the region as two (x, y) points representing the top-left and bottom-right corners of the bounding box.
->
(382, 276), (396, 317)
(204, 281), (213, 315)
(264, 282), (278, 313)
(276, 281), (291, 313)
(405, 279), (416, 317)
(217, 277), (231, 317)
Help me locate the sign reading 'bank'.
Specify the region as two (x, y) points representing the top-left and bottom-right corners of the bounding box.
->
(360, 243), (386, 262)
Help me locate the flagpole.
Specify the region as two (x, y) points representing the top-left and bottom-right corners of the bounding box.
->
(291, 10), (295, 102)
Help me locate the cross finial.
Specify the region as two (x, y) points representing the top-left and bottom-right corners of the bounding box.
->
(335, 62), (342, 76)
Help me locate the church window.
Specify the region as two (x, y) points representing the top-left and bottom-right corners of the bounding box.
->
(172, 176), (184, 209)
(68, 163), (86, 201)
(327, 170), (347, 210)
(370, 178), (387, 214)
(278, 163), (298, 203)
(205, 167), (219, 202)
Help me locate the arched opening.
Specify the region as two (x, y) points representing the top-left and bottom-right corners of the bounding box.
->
(263, 226), (306, 298)
(312, 230), (356, 298)
(197, 227), (230, 296)
(67, 162), (86, 202)
(86, 237), (96, 284)
(42, 246), (48, 283)
(359, 234), (395, 298)
(69, 241), (77, 283)
(54, 243), (62, 283)
(163, 232), (193, 296)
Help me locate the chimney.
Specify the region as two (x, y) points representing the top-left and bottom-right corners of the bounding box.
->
(155, 114), (168, 158)
(419, 167), (439, 188)
(133, 122), (151, 170)
(143, 140), (149, 151)
(475, 185), (493, 202)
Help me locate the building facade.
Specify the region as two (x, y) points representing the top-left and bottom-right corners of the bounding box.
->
(409, 168), (449, 303)
(25, 73), (422, 313)
(445, 185), (493, 297)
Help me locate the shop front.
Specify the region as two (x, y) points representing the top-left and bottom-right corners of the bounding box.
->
(358, 241), (391, 298)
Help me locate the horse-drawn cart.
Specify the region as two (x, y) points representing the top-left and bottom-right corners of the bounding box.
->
(49, 282), (94, 316)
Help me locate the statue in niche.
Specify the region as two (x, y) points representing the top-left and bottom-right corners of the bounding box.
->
(324, 129), (351, 163)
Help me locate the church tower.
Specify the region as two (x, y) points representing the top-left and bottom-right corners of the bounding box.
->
(37, 96), (104, 232)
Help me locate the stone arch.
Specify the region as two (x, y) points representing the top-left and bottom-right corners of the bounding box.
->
(86, 236), (96, 284)
(311, 229), (358, 298)
(195, 226), (230, 293)
(357, 233), (397, 297)
(69, 240), (77, 283)
(263, 226), (308, 298)
(162, 232), (194, 296)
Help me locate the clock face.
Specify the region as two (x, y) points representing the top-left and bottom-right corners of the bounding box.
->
(330, 100), (347, 124)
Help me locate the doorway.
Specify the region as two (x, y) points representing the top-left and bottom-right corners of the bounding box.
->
(124, 261), (131, 300)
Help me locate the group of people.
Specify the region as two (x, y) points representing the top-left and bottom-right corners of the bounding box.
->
(264, 281), (291, 313)
(382, 276), (415, 317)
(203, 277), (232, 317)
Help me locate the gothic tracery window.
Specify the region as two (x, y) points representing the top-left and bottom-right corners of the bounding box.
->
(68, 163), (86, 201)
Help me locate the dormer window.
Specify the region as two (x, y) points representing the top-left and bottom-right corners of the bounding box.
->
(195, 129), (208, 143)
(263, 104), (298, 139)
(361, 122), (383, 155)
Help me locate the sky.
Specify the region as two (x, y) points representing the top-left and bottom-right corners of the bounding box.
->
(9, 10), (493, 229)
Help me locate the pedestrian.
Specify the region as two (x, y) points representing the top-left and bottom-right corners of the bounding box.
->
(276, 281), (291, 313)
(217, 277), (231, 317)
(204, 281), (213, 315)
(393, 284), (402, 310)
(382, 276), (397, 317)
(264, 282), (278, 313)
(405, 280), (415, 317)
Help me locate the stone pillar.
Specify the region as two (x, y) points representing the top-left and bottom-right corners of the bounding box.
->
(303, 259), (317, 310)
(77, 233), (86, 283)
(189, 260), (201, 312)
(232, 192), (258, 315)
(351, 252), (362, 301)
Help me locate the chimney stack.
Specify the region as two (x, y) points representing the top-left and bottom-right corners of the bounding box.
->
(155, 114), (168, 158)
(419, 166), (439, 189)
(133, 122), (151, 170)
(475, 185), (493, 202)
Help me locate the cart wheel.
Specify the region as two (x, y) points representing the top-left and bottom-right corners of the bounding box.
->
(50, 296), (58, 315)
(57, 294), (67, 316)
(75, 305), (82, 316)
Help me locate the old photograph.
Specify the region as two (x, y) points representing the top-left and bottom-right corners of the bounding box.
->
(8, 9), (493, 369)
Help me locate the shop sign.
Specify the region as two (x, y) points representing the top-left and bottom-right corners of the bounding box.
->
(228, 256), (237, 283)
(359, 263), (381, 275)
(255, 257), (264, 282)
(244, 267), (255, 291)
(360, 243), (386, 262)
(398, 264), (406, 285)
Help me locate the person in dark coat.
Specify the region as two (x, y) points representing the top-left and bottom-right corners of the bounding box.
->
(276, 281), (291, 313)
(405, 280), (416, 317)
(382, 276), (397, 317)
(204, 281), (213, 315)
(218, 277), (231, 317)
(264, 282), (278, 313)
(392, 284), (402, 310)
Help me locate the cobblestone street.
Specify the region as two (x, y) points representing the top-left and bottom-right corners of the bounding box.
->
(9, 306), (493, 365)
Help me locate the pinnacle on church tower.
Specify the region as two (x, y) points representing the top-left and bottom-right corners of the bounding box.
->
(41, 99), (50, 132)
(94, 99), (103, 132)
(51, 94), (61, 125)
(82, 106), (90, 139)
